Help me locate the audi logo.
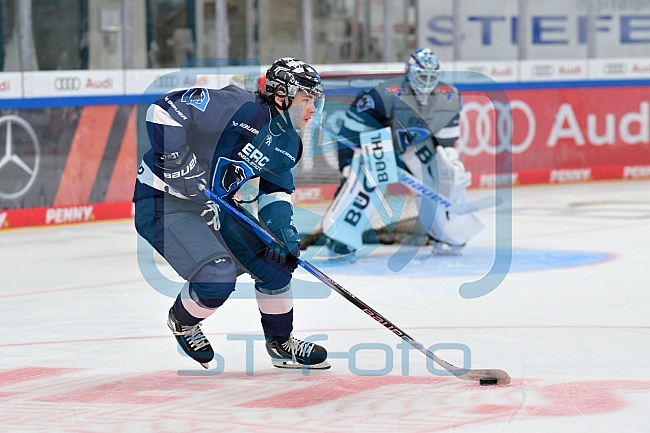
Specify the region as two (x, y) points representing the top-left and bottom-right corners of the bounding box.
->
(531, 65), (554, 77)
(468, 66), (488, 75)
(603, 63), (627, 75)
(54, 77), (81, 91)
(457, 100), (536, 156)
(155, 75), (180, 88)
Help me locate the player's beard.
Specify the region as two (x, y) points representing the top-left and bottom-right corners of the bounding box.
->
(286, 103), (304, 130)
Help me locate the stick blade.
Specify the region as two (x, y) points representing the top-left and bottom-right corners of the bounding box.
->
(460, 368), (511, 385)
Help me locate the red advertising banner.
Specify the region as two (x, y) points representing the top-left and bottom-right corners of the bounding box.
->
(0, 202), (133, 230)
(2, 83), (649, 230)
(458, 86), (650, 187)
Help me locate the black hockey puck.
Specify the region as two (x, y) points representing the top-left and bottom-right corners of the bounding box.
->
(480, 378), (498, 386)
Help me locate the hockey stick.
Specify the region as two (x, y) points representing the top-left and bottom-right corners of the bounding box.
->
(400, 170), (500, 214)
(198, 184), (511, 385)
(318, 124), (500, 214)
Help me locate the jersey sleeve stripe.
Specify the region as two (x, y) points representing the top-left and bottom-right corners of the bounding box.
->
(258, 191), (292, 210)
(146, 104), (183, 128)
(435, 125), (460, 139)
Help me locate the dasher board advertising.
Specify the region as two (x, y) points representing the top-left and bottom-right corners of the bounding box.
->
(418, 0), (650, 61)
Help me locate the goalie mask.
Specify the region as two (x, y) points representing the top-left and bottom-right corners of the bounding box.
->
(405, 48), (441, 105)
(265, 57), (325, 113)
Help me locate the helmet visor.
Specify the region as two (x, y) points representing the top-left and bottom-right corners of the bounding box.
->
(314, 94), (325, 114)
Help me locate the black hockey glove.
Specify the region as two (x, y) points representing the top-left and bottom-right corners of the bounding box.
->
(155, 145), (208, 203)
(264, 225), (301, 272)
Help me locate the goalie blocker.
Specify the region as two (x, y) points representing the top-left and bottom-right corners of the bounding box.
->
(320, 127), (483, 255)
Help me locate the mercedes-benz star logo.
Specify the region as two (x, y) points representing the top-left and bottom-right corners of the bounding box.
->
(0, 115), (41, 200)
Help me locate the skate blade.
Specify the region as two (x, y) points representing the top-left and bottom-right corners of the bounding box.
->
(199, 362), (210, 369)
(271, 359), (331, 370)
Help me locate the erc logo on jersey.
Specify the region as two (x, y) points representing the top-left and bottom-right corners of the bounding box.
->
(181, 88), (210, 111)
(238, 143), (270, 170)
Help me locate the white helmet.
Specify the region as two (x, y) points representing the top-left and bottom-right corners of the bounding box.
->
(405, 48), (441, 105)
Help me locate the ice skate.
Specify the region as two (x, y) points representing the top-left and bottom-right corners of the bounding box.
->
(266, 334), (331, 369)
(167, 307), (214, 369)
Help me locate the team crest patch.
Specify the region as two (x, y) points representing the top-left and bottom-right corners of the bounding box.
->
(214, 157), (254, 196)
(181, 88), (210, 111)
(356, 94), (375, 112)
(396, 127), (431, 150)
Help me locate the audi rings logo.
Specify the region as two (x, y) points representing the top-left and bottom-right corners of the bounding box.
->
(0, 115), (41, 199)
(155, 75), (180, 89)
(531, 64), (554, 77)
(54, 77), (81, 91)
(603, 63), (627, 75)
(457, 100), (536, 156)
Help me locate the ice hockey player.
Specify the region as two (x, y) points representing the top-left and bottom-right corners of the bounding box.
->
(322, 47), (483, 256)
(133, 58), (330, 369)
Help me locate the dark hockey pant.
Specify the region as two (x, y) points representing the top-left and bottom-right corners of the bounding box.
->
(134, 192), (293, 338)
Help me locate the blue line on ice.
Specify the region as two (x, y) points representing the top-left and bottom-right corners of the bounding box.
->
(304, 246), (612, 277)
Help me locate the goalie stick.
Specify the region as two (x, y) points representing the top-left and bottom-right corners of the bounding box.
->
(318, 124), (500, 215)
(198, 183), (511, 385)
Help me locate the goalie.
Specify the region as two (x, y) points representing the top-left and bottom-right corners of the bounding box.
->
(321, 48), (483, 256)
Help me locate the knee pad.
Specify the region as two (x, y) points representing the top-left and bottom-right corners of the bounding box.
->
(251, 260), (293, 316)
(244, 253), (293, 293)
(253, 262), (292, 294)
(189, 257), (237, 309)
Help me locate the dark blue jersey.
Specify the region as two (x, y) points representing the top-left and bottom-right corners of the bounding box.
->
(135, 85), (302, 202)
(337, 77), (461, 171)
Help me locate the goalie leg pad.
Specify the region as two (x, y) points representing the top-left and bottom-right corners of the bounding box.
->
(320, 166), (366, 253)
(403, 145), (483, 249)
(419, 194), (484, 247)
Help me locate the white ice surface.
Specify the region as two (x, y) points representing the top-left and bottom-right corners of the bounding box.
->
(1, 180), (649, 432)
